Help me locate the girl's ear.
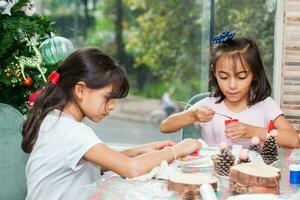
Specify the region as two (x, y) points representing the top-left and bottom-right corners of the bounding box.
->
(74, 81), (87, 101)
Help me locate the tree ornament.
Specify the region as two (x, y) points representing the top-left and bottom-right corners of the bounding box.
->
(212, 143), (235, 176)
(0, 1), (8, 13)
(39, 34), (74, 65)
(237, 150), (251, 164)
(248, 136), (261, 153)
(0, 0), (18, 15)
(22, 76), (33, 87)
(27, 88), (43, 107)
(15, 35), (47, 82)
(260, 130), (278, 165)
(21, 0), (36, 16)
(3, 62), (22, 85)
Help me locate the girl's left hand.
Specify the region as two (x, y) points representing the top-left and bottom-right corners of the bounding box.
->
(139, 140), (175, 154)
(225, 122), (254, 139)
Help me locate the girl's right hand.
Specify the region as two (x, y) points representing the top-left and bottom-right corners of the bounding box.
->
(191, 106), (215, 122)
(173, 138), (202, 158)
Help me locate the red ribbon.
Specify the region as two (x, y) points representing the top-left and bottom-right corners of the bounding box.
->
(48, 71), (60, 85)
(27, 88), (43, 108)
(267, 120), (275, 133)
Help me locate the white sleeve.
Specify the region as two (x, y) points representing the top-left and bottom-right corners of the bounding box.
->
(67, 124), (102, 171)
(263, 97), (283, 126)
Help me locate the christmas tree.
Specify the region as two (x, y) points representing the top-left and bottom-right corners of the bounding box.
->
(0, 0), (73, 114)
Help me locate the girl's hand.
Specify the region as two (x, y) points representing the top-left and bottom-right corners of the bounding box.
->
(138, 140), (175, 154)
(225, 122), (254, 139)
(191, 106), (215, 123)
(173, 138), (202, 158)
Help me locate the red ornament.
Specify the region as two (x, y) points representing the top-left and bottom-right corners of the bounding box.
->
(23, 76), (33, 87)
(27, 88), (43, 108)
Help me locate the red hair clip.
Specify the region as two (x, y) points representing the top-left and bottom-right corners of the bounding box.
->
(48, 71), (60, 85)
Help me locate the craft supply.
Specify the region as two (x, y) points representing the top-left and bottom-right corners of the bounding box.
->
(249, 136), (261, 153)
(179, 101), (232, 119)
(289, 164), (300, 184)
(199, 183), (218, 200)
(167, 172), (217, 199)
(224, 119), (238, 126)
(230, 162), (281, 194)
(267, 120), (275, 133)
(261, 121), (278, 165)
(212, 143), (235, 176)
(237, 149), (251, 164)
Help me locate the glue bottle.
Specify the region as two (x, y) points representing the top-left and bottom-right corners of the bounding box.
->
(199, 183), (217, 200)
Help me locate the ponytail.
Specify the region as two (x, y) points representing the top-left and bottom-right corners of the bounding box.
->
(21, 85), (67, 153)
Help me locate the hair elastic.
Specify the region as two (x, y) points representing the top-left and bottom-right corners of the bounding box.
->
(48, 71), (60, 85)
(211, 30), (235, 44)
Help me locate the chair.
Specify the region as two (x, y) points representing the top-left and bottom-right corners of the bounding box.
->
(181, 92), (210, 140)
(0, 103), (28, 199)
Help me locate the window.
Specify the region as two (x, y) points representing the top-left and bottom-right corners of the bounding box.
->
(39, 0), (276, 146)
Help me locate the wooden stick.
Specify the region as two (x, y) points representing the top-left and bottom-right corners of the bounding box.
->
(179, 101), (232, 119)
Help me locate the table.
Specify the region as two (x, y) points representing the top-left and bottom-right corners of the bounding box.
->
(63, 149), (300, 200)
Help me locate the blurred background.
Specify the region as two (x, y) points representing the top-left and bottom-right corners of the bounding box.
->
(0, 0), (278, 147)
(37, 0), (276, 145)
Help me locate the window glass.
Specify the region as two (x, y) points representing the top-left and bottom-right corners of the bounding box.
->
(39, 0), (275, 146)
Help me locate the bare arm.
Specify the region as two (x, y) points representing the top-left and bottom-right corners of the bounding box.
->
(226, 115), (300, 148)
(160, 107), (215, 133)
(84, 139), (201, 178)
(160, 110), (195, 133)
(121, 140), (175, 157)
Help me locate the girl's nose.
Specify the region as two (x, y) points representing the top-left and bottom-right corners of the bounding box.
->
(229, 78), (237, 89)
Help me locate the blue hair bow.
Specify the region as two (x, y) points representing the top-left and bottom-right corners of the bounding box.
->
(211, 31), (235, 44)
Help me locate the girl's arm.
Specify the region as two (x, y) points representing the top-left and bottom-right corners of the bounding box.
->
(160, 110), (196, 133)
(267, 115), (299, 148)
(121, 140), (175, 157)
(84, 139), (201, 178)
(160, 107), (215, 133)
(226, 115), (300, 148)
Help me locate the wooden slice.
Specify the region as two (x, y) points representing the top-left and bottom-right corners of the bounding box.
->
(229, 162), (281, 194)
(167, 172), (217, 199)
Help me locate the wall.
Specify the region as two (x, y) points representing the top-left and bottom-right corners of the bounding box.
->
(282, 0), (300, 132)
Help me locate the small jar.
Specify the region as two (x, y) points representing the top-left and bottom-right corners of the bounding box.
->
(289, 164), (300, 184)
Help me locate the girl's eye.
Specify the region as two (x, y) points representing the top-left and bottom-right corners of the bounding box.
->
(236, 72), (248, 80)
(218, 72), (229, 80)
(219, 75), (228, 80)
(237, 76), (247, 80)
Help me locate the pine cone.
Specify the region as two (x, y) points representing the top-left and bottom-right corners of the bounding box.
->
(248, 144), (261, 153)
(183, 190), (195, 200)
(213, 149), (235, 176)
(261, 135), (278, 165)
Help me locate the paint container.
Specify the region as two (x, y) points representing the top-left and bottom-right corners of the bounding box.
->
(289, 164), (300, 184)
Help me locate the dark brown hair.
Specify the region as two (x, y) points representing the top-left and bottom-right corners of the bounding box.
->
(22, 47), (129, 153)
(209, 37), (271, 105)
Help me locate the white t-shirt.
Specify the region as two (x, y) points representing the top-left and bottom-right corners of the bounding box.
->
(25, 110), (102, 200)
(190, 97), (283, 147)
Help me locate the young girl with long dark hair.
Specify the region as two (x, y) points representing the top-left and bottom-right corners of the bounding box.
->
(22, 47), (201, 200)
